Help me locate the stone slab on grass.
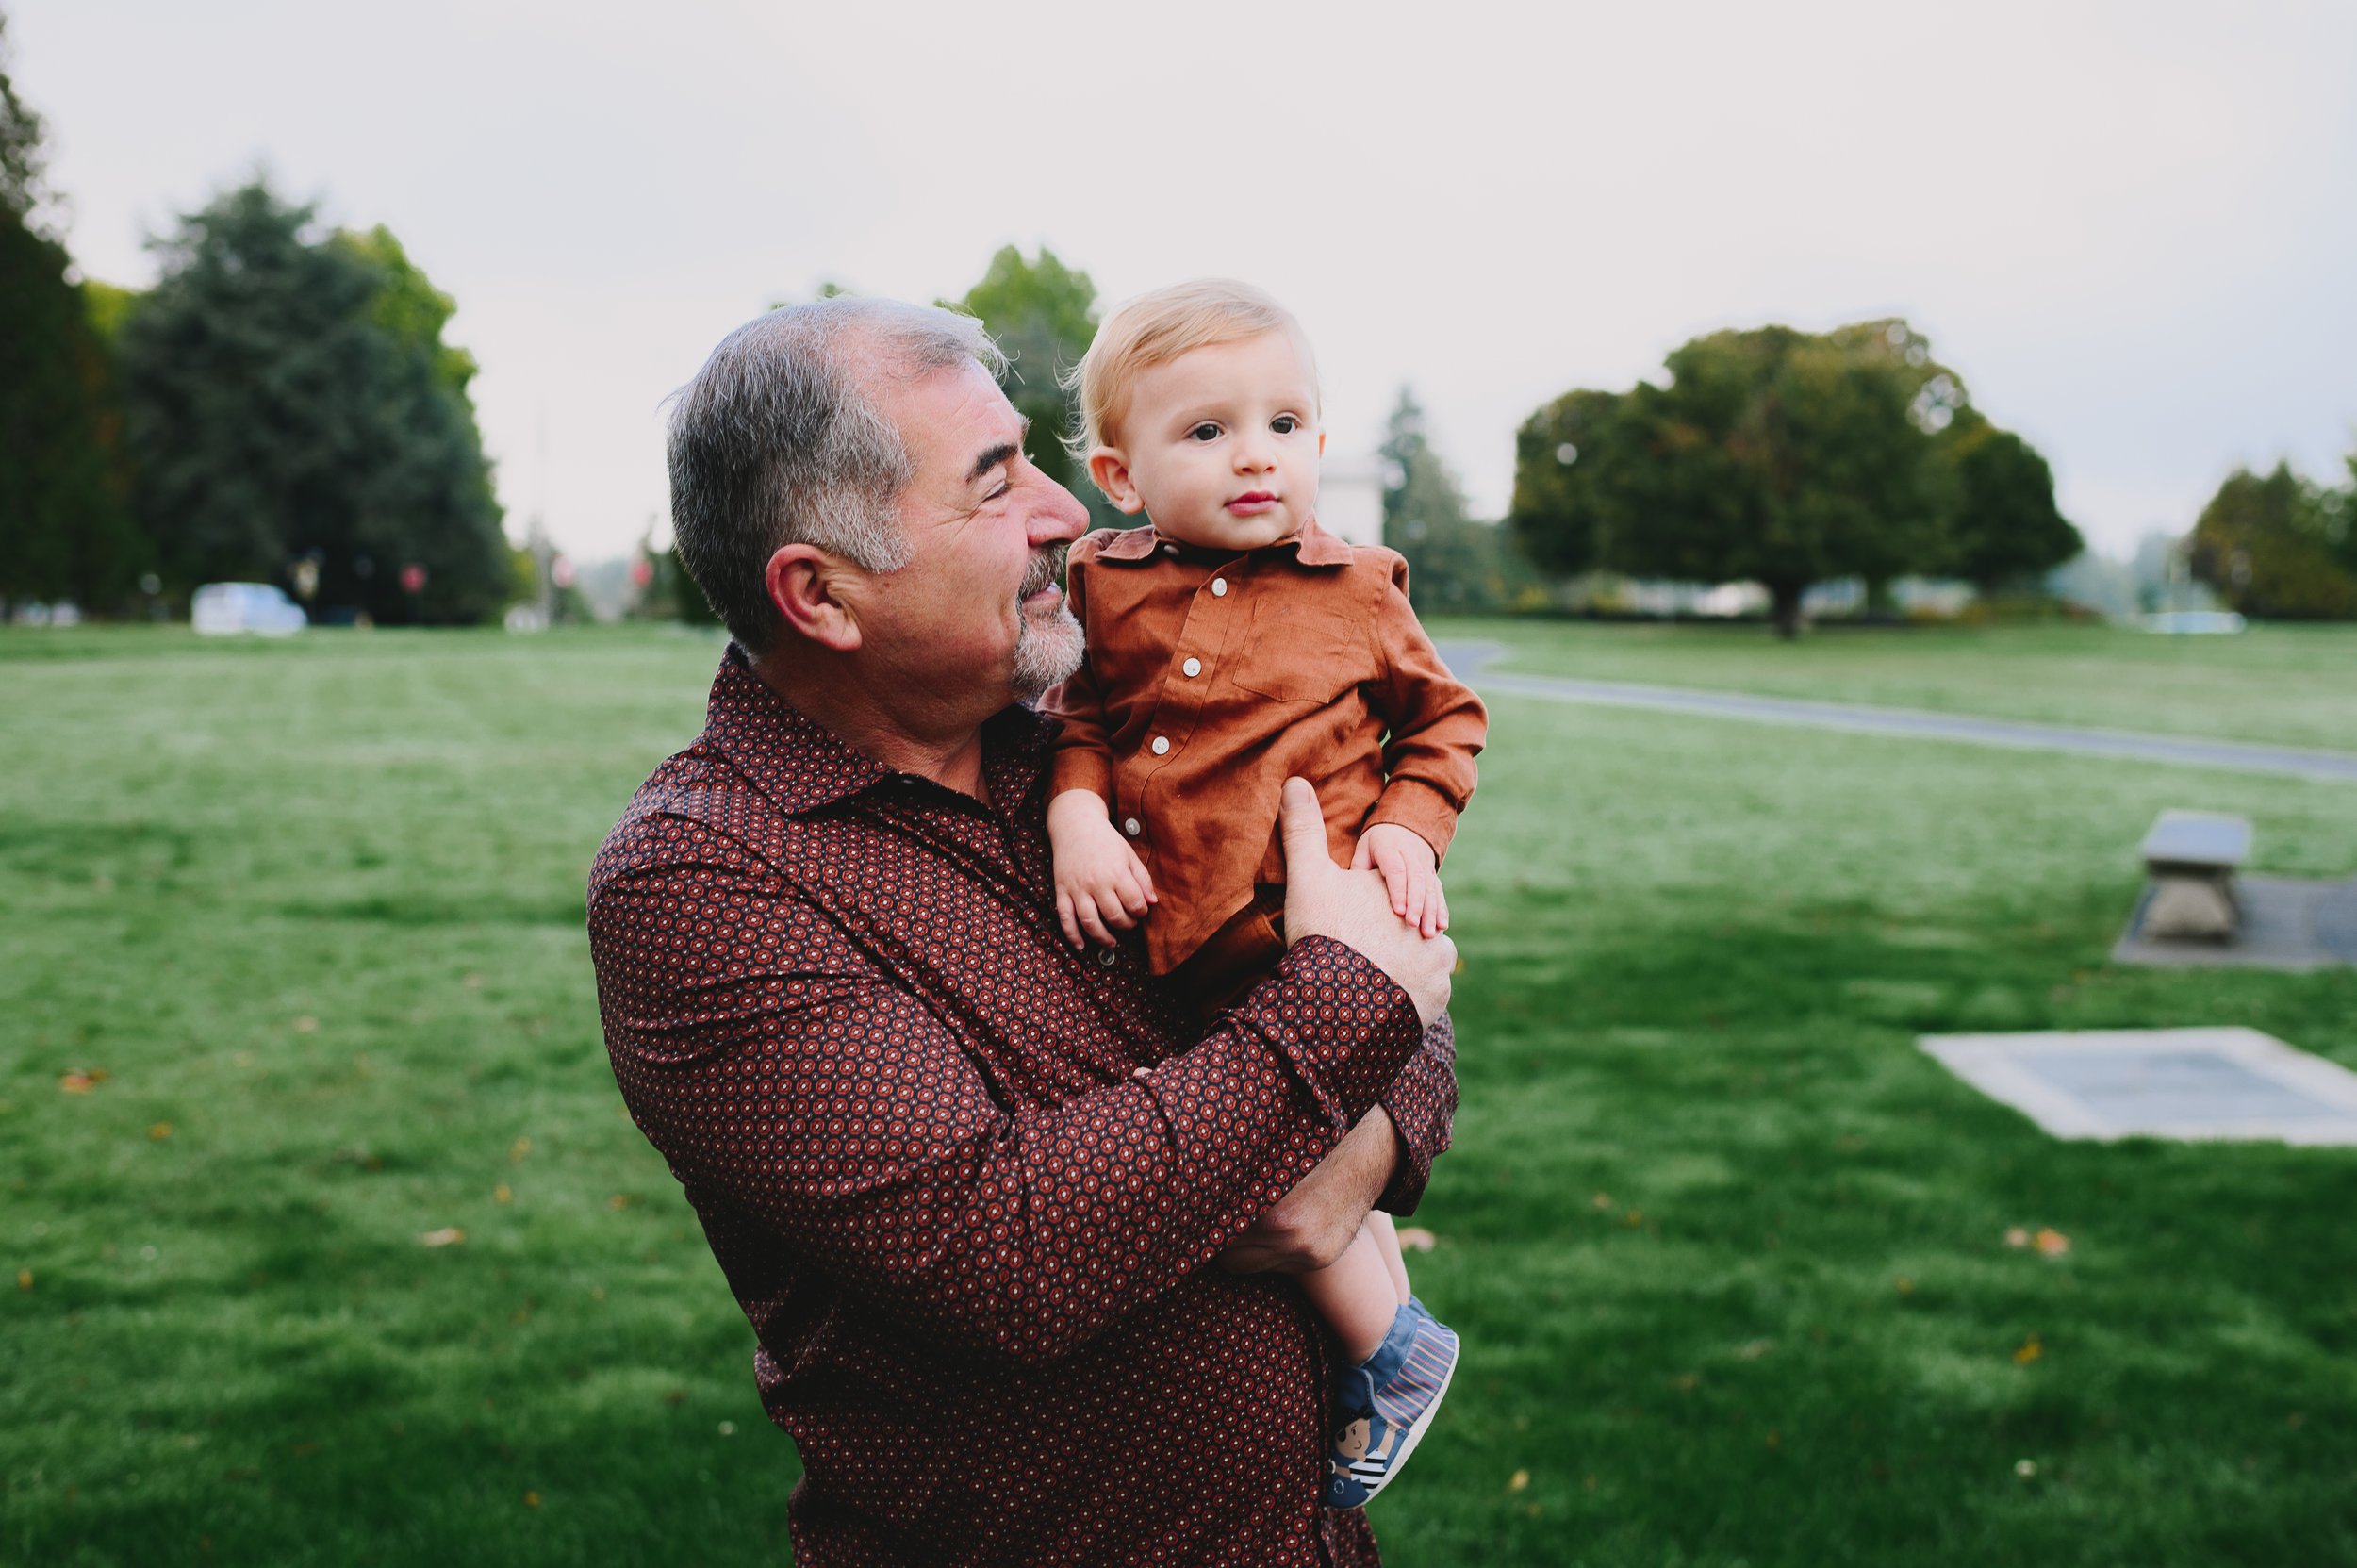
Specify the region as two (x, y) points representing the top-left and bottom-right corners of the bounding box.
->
(2114, 874), (2357, 971)
(1920, 1027), (2357, 1145)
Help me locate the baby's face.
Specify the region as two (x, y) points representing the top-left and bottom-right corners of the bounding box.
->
(1092, 331), (1322, 554)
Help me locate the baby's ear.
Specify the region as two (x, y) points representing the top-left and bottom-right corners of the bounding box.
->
(1088, 447), (1145, 514)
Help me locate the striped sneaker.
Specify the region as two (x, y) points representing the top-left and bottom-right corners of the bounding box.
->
(1323, 1297), (1459, 1510)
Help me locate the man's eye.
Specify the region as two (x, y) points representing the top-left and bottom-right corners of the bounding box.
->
(1272, 415), (1299, 435)
(1187, 423), (1221, 442)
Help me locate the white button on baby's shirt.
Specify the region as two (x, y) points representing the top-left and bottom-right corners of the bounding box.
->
(1211, 577), (1228, 597)
(1097, 948), (1116, 966)
(1150, 735), (1171, 755)
(1182, 658), (1201, 678)
(1162, 544), (1178, 556)
(1123, 817), (1142, 836)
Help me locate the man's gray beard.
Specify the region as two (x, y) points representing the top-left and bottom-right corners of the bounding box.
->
(1012, 601), (1084, 699)
(1010, 544), (1083, 700)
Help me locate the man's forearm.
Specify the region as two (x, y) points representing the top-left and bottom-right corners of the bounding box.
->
(1216, 1104), (1397, 1274)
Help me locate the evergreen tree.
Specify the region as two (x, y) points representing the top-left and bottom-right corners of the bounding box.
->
(0, 13), (146, 614)
(1379, 388), (1532, 614)
(119, 180), (509, 623)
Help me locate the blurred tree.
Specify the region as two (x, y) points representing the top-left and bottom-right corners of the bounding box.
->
(2187, 463), (2357, 619)
(1936, 413), (2083, 593)
(118, 180), (510, 623)
(1511, 321), (1955, 635)
(1379, 387), (1534, 614)
(946, 245), (1126, 531)
(0, 13), (147, 614)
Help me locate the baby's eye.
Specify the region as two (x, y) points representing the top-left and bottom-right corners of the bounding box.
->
(1271, 415), (1300, 435)
(1186, 422), (1221, 442)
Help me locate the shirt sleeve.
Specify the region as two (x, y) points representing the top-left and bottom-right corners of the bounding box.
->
(1376, 1010), (1457, 1216)
(1033, 548), (1117, 804)
(1363, 555), (1488, 863)
(590, 831), (1426, 1367)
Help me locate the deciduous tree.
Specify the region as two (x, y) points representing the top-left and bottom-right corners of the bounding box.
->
(1510, 321), (1956, 635)
(1937, 413), (2082, 593)
(2187, 463), (2357, 619)
(946, 245), (1126, 531)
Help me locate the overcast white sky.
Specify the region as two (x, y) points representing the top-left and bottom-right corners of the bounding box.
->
(13, 0), (2355, 561)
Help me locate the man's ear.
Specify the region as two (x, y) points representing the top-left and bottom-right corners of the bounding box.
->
(1087, 446), (1145, 515)
(764, 543), (863, 652)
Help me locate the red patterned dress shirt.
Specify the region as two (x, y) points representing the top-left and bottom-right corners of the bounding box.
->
(587, 651), (1458, 1565)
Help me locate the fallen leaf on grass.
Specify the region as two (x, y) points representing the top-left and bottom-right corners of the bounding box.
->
(2013, 1333), (2042, 1365)
(2034, 1229), (2070, 1256)
(1738, 1339), (1772, 1360)
(59, 1069), (107, 1094)
(2004, 1227), (2030, 1248)
(464, 972), (486, 990)
(2014, 1459), (2036, 1477)
(509, 1136), (533, 1164)
(523, 1491), (539, 1509)
(1894, 1276), (1915, 1295)
(1394, 1227), (1437, 1252)
(17, 1269), (30, 1291)
(292, 1016), (319, 1034)
(420, 1227), (467, 1247)
(1591, 1193), (1612, 1211)
(608, 1194), (635, 1211)
(1508, 1469), (1528, 1492)
(494, 1183), (513, 1205)
(148, 1122), (173, 1141)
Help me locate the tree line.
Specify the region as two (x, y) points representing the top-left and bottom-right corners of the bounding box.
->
(1, 14), (508, 625)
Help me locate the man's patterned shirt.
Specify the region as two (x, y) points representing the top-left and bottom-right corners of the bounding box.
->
(587, 651), (1458, 1566)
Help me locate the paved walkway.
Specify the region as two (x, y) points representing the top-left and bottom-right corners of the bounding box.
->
(1435, 641), (2357, 785)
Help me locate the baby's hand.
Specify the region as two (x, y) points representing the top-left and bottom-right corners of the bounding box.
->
(1048, 789), (1157, 949)
(1351, 822), (1447, 939)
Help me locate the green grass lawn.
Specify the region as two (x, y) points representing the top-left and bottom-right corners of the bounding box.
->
(5, 624), (2354, 1566)
(1433, 618), (2357, 754)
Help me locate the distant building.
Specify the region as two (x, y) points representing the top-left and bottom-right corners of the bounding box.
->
(1319, 454), (1391, 550)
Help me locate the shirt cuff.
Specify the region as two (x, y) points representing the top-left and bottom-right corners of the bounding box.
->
(1366, 779), (1460, 864)
(1376, 1010), (1457, 1215)
(1048, 747), (1115, 803)
(1228, 935), (1426, 1131)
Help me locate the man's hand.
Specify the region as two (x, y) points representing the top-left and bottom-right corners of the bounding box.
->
(1048, 788), (1156, 949)
(1352, 822), (1448, 938)
(1279, 777), (1453, 1026)
(1218, 1105), (1396, 1274)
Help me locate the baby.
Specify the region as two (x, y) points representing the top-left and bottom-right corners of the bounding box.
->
(1037, 279), (1485, 1510)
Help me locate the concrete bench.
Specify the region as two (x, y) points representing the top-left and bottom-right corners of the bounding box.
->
(2138, 809), (2252, 942)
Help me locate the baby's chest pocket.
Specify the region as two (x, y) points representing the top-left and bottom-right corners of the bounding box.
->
(1231, 602), (1365, 704)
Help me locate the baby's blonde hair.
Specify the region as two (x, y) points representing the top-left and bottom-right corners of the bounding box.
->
(1063, 278), (1321, 459)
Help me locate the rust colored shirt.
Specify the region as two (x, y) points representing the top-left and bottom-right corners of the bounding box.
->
(1039, 519), (1488, 975)
(587, 651), (1458, 1566)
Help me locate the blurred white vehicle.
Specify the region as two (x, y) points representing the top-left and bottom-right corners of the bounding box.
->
(191, 582), (307, 636)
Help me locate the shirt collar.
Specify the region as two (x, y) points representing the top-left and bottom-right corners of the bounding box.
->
(701, 646), (1056, 818)
(1088, 515), (1356, 569)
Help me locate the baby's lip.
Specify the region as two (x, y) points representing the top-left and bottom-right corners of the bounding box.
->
(1228, 491), (1277, 508)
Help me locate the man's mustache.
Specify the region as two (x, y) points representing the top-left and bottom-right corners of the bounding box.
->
(1019, 544), (1070, 602)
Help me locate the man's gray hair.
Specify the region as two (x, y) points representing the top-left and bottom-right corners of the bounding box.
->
(667, 297), (1005, 654)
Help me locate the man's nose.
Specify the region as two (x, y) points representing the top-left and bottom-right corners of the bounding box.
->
(1026, 470), (1089, 545)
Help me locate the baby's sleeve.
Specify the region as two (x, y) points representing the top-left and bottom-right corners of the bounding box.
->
(1033, 548), (1117, 805)
(1364, 554), (1487, 862)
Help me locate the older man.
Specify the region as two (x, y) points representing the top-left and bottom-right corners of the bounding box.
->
(588, 298), (1457, 1566)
